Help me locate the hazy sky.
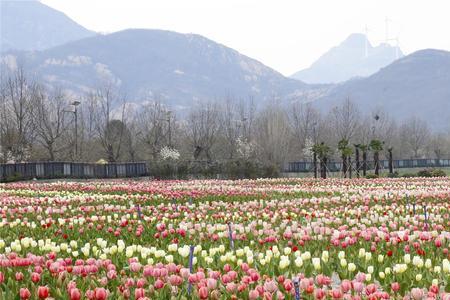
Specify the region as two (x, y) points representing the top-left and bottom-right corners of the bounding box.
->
(41, 0), (450, 76)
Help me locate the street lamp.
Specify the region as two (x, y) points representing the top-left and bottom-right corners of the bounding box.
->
(312, 121), (318, 179)
(372, 114), (380, 137)
(64, 101), (81, 160)
(166, 111), (172, 148)
(157, 110), (173, 148)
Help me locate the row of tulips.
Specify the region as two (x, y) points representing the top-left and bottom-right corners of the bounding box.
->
(0, 177), (449, 299)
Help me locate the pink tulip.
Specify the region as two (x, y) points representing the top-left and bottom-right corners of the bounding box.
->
(134, 288), (145, 299)
(154, 279), (164, 289)
(341, 280), (352, 293)
(20, 288), (31, 300)
(353, 282), (364, 293)
(264, 280), (278, 293)
(169, 275), (183, 286)
(283, 279), (293, 292)
(332, 289), (343, 299)
(249, 289), (260, 300)
(411, 288), (424, 300)
(130, 262), (142, 273)
(226, 282), (237, 293)
(365, 284), (377, 295)
(16, 272), (24, 281)
(207, 278), (217, 290)
(391, 282), (400, 293)
(314, 288), (326, 300)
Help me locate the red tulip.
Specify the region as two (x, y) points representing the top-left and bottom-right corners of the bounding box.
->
(198, 286), (209, 300)
(69, 288), (81, 300)
(38, 286), (50, 299)
(31, 272), (41, 283)
(94, 288), (108, 300)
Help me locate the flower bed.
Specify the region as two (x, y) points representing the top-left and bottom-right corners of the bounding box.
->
(0, 177), (449, 299)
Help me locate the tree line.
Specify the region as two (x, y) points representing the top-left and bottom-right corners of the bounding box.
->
(0, 68), (445, 178)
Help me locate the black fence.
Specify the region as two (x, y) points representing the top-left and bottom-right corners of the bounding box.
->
(0, 161), (148, 182)
(286, 158), (450, 173)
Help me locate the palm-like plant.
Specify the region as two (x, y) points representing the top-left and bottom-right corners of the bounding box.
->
(370, 139), (384, 176)
(338, 139), (353, 178)
(359, 144), (368, 176)
(315, 142), (332, 179)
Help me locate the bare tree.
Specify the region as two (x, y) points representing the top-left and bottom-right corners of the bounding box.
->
(399, 116), (430, 158)
(219, 96), (256, 159)
(328, 97), (360, 142)
(136, 100), (173, 161)
(32, 87), (71, 161)
(255, 104), (291, 168)
(0, 68), (35, 162)
(90, 83), (128, 162)
(185, 101), (221, 161)
(429, 133), (448, 160)
(289, 102), (321, 155)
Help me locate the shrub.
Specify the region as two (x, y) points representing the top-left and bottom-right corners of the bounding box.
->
(417, 169), (433, 177)
(365, 174), (379, 179)
(387, 171), (399, 178)
(262, 164), (280, 178)
(401, 173), (417, 178)
(430, 169), (447, 177)
(415, 169), (446, 177)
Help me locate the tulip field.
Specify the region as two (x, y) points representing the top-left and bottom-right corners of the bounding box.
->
(0, 178), (449, 299)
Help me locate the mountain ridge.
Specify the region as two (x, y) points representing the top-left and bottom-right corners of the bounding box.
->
(314, 48), (450, 130)
(0, 0), (95, 51)
(1, 28), (316, 108)
(291, 33), (403, 84)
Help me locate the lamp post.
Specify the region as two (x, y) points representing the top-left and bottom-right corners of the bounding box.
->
(167, 111), (172, 148)
(312, 122), (318, 179)
(64, 101), (81, 160)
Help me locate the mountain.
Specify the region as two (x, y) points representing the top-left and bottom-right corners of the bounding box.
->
(314, 49), (450, 130)
(291, 33), (403, 84)
(1, 29), (318, 107)
(0, 0), (95, 51)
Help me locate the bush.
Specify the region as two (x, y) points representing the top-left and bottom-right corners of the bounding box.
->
(387, 171), (399, 178)
(401, 173), (417, 178)
(365, 174), (379, 179)
(430, 169), (447, 177)
(261, 164), (280, 178)
(4, 172), (22, 182)
(417, 169), (433, 177)
(416, 169), (447, 177)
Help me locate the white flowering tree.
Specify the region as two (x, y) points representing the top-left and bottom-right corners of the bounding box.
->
(302, 138), (314, 160)
(159, 146), (180, 161)
(236, 138), (257, 160)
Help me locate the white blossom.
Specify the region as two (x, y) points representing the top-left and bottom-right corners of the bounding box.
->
(160, 146), (180, 161)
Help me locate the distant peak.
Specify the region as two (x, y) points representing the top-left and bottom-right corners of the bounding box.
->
(340, 33), (371, 48)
